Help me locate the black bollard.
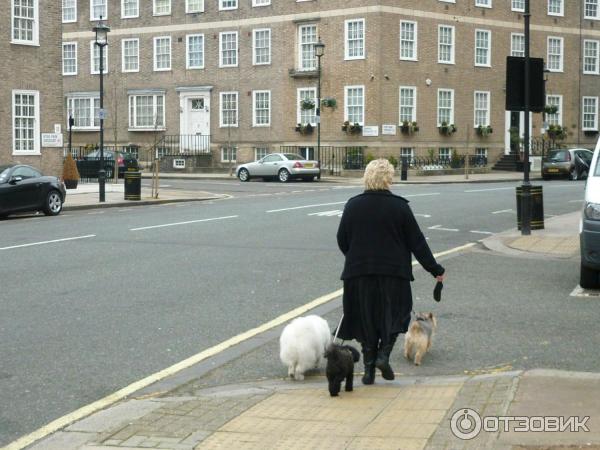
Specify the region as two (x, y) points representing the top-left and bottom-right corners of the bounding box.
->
(401, 157), (408, 181)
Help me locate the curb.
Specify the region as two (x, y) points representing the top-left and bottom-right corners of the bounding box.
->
(63, 197), (218, 211)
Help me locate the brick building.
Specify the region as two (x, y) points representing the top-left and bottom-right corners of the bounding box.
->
(61, 0), (600, 170)
(1, 0), (64, 176)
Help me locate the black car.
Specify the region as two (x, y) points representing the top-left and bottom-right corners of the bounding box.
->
(76, 149), (139, 179)
(0, 164), (66, 218)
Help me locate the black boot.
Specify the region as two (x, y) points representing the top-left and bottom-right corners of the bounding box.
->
(361, 346), (376, 385)
(376, 335), (398, 381)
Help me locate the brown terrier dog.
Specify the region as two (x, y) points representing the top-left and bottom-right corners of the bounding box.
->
(404, 312), (437, 366)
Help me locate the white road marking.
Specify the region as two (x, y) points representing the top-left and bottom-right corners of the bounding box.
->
(308, 210), (343, 217)
(0, 235), (96, 251)
(428, 224), (459, 232)
(544, 214), (556, 218)
(414, 213), (432, 218)
(492, 209), (514, 214)
(404, 193), (440, 197)
(267, 201), (347, 213)
(87, 211), (105, 215)
(469, 230), (494, 235)
(465, 187), (515, 193)
(568, 199), (584, 203)
(130, 215), (238, 231)
(5, 241), (476, 450)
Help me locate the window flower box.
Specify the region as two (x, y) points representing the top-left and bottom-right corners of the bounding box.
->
(295, 123), (314, 135)
(476, 125), (493, 137)
(342, 121), (362, 135)
(400, 120), (419, 134)
(438, 122), (457, 136)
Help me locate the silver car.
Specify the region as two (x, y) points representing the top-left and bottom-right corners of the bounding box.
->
(236, 153), (320, 182)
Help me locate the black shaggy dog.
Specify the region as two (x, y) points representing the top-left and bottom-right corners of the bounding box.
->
(324, 344), (360, 397)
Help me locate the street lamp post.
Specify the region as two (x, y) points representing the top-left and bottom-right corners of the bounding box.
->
(315, 40), (325, 180)
(93, 19), (110, 203)
(521, 0), (532, 235)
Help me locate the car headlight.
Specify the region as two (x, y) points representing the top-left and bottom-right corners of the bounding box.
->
(585, 202), (600, 220)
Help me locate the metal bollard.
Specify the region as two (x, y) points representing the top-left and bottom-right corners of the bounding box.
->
(401, 157), (408, 181)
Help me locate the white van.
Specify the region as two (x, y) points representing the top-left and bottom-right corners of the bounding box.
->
(580, 138), (600, 288)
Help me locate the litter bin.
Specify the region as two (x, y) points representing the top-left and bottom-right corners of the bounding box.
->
(516, 185), (544, 230)
(124, 171), (141, 201)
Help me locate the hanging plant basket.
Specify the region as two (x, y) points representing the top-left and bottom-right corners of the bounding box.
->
(321, 97), (337, 109)
(546, 124), (567, 140)
(438, 122), (457, 136)
(300, 99), (315, 111)
(476, 125), (493, 137)
(543, 105), (558, 115)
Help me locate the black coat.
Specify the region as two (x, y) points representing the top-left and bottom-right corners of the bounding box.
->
(336, 190), (444, 281)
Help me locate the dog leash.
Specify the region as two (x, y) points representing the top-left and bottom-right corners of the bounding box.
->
(333, 314), (344, 343)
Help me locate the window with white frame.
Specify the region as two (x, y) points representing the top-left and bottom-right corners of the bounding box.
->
(438, 25), (455, 64)
(345, 19), (365, 60)
(545, 95), (562, 126)
(122, 0), (138, 18)
(399, 21), (417, 61)
(512, 0), (525, 12)
(63, 0), (76, 22)
(221, 146), (237, 163)
(584, 40), (599, 74)
(585, 0), (599, 19)
(439, 148), (452, 160)
(297, 88), (316, 125)
(186, 34), (204, 69)
(12, 0), (39, 45)
(547, 37), (564, 72)
(255, 147), (268, 160)
(345, 86), (364, 125)
(475, 148), (488, 158)
(219, 0), (237, 10)
(583, 96), (598, 130)
(153, 36), (171, 71)
(13, 90), (39, 154)
(90, 41), (108, 74)
(399, 87), (416, 123)
(67, 95), (100, 129)
(298, 24), (317, 70)
(400, 148), (415, 165)
(475, 0), (491, 7)
(220, 92), (238, 127)
(548, 0), (563, 15)
(437, 89), (454, 126)
(253, 0), (270, 6)
(186, 0), (204, 13)
(90, 0), (107, 20)
(474, 91), (490, 127)
(253, 91), (271, 127)
(475, 29), (491, 67)
(62, 43), (77, 75)
(128, 94), (165, 129)
(153, 0), (170, 15)
(511, 33), (525, 57)
(122, 38), (139, 72)
(253, 29), (271, 65)
(220, 32), (238, 67)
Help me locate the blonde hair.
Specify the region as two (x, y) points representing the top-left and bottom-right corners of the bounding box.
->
(363, 158), (394, 190)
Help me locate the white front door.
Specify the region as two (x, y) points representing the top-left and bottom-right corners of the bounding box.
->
(179, 91), (211, 151)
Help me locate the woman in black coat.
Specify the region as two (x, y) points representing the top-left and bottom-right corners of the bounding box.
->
(336, 158), (445, 384)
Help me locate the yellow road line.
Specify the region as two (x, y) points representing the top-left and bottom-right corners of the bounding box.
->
(3, 242), (475, 450)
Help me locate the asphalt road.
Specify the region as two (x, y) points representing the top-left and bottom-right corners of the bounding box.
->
(0, 179), (588, 446)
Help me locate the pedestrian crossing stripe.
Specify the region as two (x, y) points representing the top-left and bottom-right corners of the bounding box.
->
(308, 210), (343, 217)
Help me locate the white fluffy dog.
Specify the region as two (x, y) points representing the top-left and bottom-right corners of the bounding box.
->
(279, 315), (331, 380)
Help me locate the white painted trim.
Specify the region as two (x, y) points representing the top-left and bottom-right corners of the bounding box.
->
(252, 28), (271, 65)
(297, 87), (317, 126)
(62, 42), (78, 76)
(153, 0), (171, 16)
(12, 90), (40, 155)
(121, 0), (139, 19)
(398, 86), (417, 124)
(121, 38), (139, 72)
(437, 24), (455, 65)
(547, 35), (564, 73)
(547, 0), (564, 17)
(219, 31), (239, 68)
(89, 41), (108, 74)
(186, 34), (205, 69)
(437, 88), (455, 126)
(473, 90), (491, 128)
(11, 0), (39, 46)
(89, 0), (107, 21)
(583, 39), (600, 75)
(474, 28), (491, 67)
(344, 85), (365, 125)
(153, 36), (172, 71)
(219, 0), (238, 11)
(399, 20), (418, 61)
(185, 0), (204, 13)
(252, 90), (271, 127)
(344, 18), (366, 61)
(62, 0), (77, 23)
(219, 91), (239, 127)
(582, 96), (599, 131)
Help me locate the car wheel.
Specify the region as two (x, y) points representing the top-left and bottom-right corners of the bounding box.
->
(43, 190), (63, 216)
(238, 168), (250, 182)
(278, 169), (290, 183)
(569, 168), (579, 181)
(580, 263), (600, 289)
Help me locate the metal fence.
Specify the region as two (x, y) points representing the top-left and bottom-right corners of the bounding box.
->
(406, 155), (488, 170)
(280, 146), (367, 175)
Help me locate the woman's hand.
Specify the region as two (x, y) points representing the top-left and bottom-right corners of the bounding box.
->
(436, 274), (445, 282)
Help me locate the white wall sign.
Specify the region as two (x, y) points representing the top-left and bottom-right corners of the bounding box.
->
(382, 124), (396, 135)
(362, 126), (379, 137)
(54, 124), (62, 134)
(41, 133), (63, 148)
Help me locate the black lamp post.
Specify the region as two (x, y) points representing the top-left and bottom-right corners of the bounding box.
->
(93, 18), (110, 202)
(521, 0), (531, 235)
(315, 40), (325, 180)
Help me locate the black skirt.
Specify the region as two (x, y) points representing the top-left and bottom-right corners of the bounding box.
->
(336, 275), (412, 344)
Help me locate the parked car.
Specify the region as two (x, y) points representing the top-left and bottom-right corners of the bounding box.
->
(541, 148), (593, 180)
(236, 153), (320, 182)
(76, 149), (139, 179)
(0, 164), (66, 218)
(580, 140), (600, 289)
